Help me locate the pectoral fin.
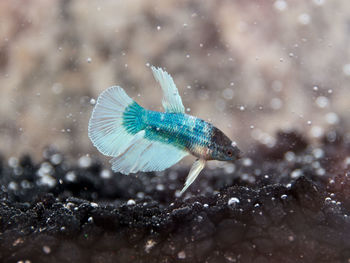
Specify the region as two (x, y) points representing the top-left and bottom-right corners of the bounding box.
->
(180, 159), (206, 196)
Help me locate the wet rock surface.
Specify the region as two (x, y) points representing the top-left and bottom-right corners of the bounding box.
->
(1, 131), (350, 263)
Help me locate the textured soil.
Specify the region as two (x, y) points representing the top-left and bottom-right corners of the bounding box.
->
(1, 130), (350, 263)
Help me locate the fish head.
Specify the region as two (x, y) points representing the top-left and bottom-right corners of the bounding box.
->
(210, 127), (242, 162)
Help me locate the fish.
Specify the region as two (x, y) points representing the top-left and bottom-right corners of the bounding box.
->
(88, 66), (242, 195)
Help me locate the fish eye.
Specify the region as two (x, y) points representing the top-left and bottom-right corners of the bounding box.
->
(227, 150), (233, 156)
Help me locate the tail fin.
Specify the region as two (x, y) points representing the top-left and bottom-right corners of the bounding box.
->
(89, 85), (189, 175)
(88, 86), (144, 157)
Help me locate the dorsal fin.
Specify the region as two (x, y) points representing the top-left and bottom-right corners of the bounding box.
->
(151, 66), (185, 113)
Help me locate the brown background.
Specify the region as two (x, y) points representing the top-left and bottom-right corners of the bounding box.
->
(0, 0), (349, 162)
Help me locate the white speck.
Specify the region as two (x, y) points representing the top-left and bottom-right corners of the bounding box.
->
(228, 197), (240, 206)
(239, 106), (245, 111)
(78, 155), (91, 168)
(281, 194), (288, 199)
(100, 169), (112, 179)
(38, 174), (56, 188)
(343, 64), (350, 76)
(279, 57), (284, 62)
(264, 174), (269, 179)
(315, 96), (329, 108)
(145, 239), (157, 253)
(145, 62), (150, 67)
(288, 52), (294, 57)
(178, 251), (186, 259)
(254, 203), (260, 208)
(127, 199), (136, 206)
(344, 157), (350, 167)
(316, 168), (325, 176)
(90, 202), (98, 208)
(298, 13), (311, 25)
(313, 0), (325, 5)
(291, 169), (302, 179)
(270, 98), (282, 110)
(203, 203), (209, 208)
(328, 89), (333, 94)
(231, 141), (237, 147)
(224, 163), (235, 174)
(186, 85), (192, 89)
(86, 57), (92, 63)
(65, 171), (76, 182)
(222, 88), (234, 99)
(8, 181), (18, 191)
(250, 125), (255, 129)
(310, 126), (324, 138)
(88, 217), (94, 223)
(52, 83), (63, 94)
(329, 179), (335, 184)
(183, 23), (188, 27)
(285, 151), (296, 162)
(50, 153), (62, 165)
(307, 120), (312, 125)
(230, 82), (234, 86)
(288, 235), (295, 242)
(186, 108), (191, 112)
(156, 184), (165, 191)
(199, 43), (203, 47)
(8, 157), (19, 168)
(90, 98), (96, 105)
(325, 197), (331, 202)
(186, 54), (190, 58)
(274, 0), (287, 11)
(124, 64), (128, 68)
(312, 148), (324, 159)
(156, 26), (161, 31)
(313, 86), (319, 91)
(325, 112), (339, 125)
(242, 158), (252, 167)
(42, 246), (51, 254)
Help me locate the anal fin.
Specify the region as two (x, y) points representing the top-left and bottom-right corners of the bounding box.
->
(180, 159), (206, 196)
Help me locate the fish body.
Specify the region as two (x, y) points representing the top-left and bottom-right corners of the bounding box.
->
(89, 66), (241, 195)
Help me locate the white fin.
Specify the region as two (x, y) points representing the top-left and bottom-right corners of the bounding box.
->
(151, 66), (185, 113)
(180, 159), (206, 196)
(88, 86), (134, 157)
(110, 131), (189, 175)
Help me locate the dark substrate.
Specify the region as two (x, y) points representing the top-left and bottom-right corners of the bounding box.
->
(1, 130), (350, 263)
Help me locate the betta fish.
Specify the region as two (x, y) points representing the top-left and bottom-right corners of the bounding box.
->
(88, 66), (241, 195)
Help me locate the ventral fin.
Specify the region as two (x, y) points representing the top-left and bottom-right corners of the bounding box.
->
(180, 159), (206, 196)
(151, 66), (185, 113)
(110, 130), (188, 175)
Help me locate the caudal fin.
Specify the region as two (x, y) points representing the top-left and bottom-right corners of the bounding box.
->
(88, 86), (143, 157)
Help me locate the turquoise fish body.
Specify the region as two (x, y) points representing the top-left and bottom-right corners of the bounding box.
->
(89, 66), (241, 195)
(123, 101), (215, 160)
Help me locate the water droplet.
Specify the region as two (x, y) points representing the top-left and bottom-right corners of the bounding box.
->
(281, 194), (288, 199)
(90, 98), (96, 105)
(228, 197), (240, 206)
(178, 251), (186, 259)
(127, 199), (136, 206)
(157, 26), (161, 31)
(298, 13), (311, 25)
(325, 112), (339, 125)
(315, 96), (329, 108)
(313, 86), (318, 91)
(42, 246), (51, 254)
(274, 0), (288, 11)
(86, 57), (92, 63)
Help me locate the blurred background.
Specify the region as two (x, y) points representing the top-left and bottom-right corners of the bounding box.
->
(0, 0), (349, 162)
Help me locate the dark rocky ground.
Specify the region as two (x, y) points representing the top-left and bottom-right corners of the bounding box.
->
(1, 130), (350, 263)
